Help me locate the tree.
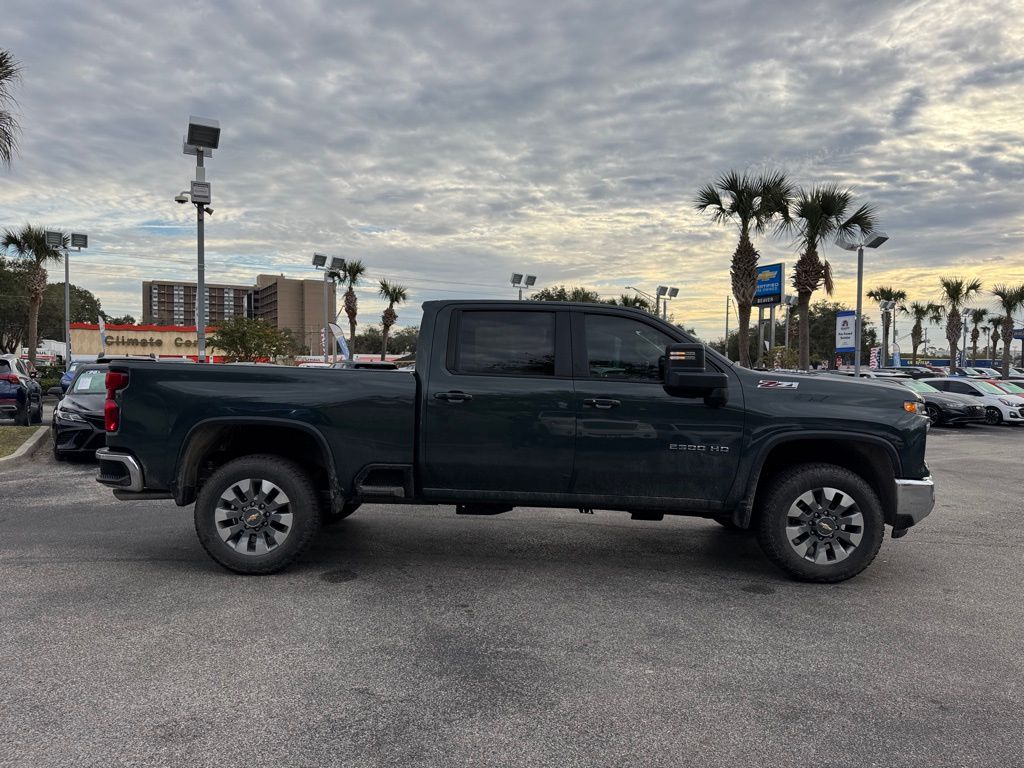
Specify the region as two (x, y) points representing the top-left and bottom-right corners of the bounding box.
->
(2, 225), (66, 366)
(208, 317), (298, 362)
(378, 279), (408, 360)
(0, 256), (31, 353)
(107, 314), (136, 325)
(866, 286), (907, 365)
(340, 259), (366, 360)
(37, 283), (104, 341)
(967, 308), (988, 364)
(0, 49), (21, 168)
(990, 318), (1003, 361)
(937, 277), (983, 367)
(695, 170), (792, 368)
(530, 285), (607, 303)
(907, 301), (942, 364)
(990, 284), (1024, 377)
(614, 294), (652, 312)
(782, 185), (876, 370)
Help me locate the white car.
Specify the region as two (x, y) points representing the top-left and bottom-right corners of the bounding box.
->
(921, 378), (1024, 426)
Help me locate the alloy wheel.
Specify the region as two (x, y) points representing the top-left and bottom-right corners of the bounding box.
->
(784, 486), (864, 565)
(926, 404), (941, 427)
(214, 478), (294, 555)
(985, 407), (1002, 426)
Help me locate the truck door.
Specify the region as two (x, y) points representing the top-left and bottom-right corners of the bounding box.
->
(421, 308), (575, 495)
(569, 309), (744, 506)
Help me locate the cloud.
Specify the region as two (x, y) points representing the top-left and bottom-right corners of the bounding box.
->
(1, 0), (1022, 343)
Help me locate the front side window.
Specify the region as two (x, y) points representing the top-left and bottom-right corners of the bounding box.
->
(455, 311), (555, 376)
(584, 314), (674, 382)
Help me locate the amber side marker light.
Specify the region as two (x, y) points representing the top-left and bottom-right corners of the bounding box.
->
(903, 401), (921, 414)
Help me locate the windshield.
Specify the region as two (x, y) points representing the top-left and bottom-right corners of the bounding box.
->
(975, 381), (1009, 395)
(72, 369), (107, 394)
(902, 380), (939, 394)
(994, 381), (1024, 394)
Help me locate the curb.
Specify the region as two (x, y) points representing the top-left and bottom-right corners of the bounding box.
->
(0, 426), (50, 465)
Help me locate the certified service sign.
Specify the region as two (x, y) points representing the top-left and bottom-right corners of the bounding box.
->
(835, 310), (856, 353)
(754, 263), (784, 307)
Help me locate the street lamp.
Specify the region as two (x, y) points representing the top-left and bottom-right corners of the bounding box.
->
(180, 115), (220, 362)
(45, 230), (85, 371)
(510, 273), (537, 300)
(313, 253), (346, 362)
(782, 294), (798, 350)
(660, 286), (680, 320)
(838, 232), (889, 375)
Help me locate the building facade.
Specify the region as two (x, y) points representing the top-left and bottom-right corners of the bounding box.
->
(69, 323), (225, 361)
(142, 280), (253, 326)
(141, 275), (336, 354)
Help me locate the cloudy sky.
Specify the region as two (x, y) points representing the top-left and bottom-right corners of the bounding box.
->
(3, 0), (1023, 343)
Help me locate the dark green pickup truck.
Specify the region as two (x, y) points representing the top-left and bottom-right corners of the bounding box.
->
(97, 300), (934, 582)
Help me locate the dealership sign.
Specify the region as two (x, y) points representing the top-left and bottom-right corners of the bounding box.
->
(1015, 327), (1024, 340)
(754, 263), (785, 306)
(835, 310), (856, 353)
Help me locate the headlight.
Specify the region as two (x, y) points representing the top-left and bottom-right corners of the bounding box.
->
(998, 397), (1019, 407)
(57, 411), (86, 422)
(903, 401), (921, 414)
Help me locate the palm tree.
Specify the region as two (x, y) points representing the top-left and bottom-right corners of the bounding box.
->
(967, 308), (988, 364)
(0, 49), (22, 168)
(990, 319), (1002, 362)
(907, 301), (942, 364)
(2, 225), (66, 366)
(990, 284), (1024, 378)
(378, 279), (408, 360)
(937, 277), (983, 368)
(340, 259), (366, 358)
(783, 184), (876, 370)
(866, 286), (907, 366)
(695, 170), (792, 367)
(616, 294), (652, 312)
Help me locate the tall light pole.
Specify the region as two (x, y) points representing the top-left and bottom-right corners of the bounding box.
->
(510, 273), (537, 300)
(838, 232), (889, 376)
(961, 308), (972, 370)
(313, 254), (345, 362)
(660, 286), (679, 320)
(179, 116), (220, 362)
(725, 296), (731, 352)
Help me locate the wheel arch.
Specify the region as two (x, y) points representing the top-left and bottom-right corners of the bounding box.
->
(173, 417), (343, 512)
(738, 433), (900, 528)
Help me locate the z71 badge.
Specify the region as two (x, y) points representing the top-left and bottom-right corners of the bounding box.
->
(757, 380), (799, 389)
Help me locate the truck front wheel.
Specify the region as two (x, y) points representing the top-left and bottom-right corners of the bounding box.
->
(194, 455), (322, 575)
(755, 463), (884, 583)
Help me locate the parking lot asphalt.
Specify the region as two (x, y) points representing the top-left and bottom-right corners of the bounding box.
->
(1, 423), (1022, 768)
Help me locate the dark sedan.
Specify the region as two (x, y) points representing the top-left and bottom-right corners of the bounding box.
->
(52, 364), (108, 459)
(897, 378), (986, 427)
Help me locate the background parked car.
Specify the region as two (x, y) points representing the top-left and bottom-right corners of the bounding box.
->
(59, 361), (85, 393)
(877, 366), (942, 379)
(923, 377), (1024, 426)
(0, 354), (43, 425)
(895, 379), (986, 427)
(51, 364), (108, 460)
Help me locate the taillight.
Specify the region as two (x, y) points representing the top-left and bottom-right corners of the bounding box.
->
(1, 373), (20, 384)
(104, 370), (130, 432)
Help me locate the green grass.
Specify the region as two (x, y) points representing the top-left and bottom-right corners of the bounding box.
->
(0, 426), (40, 459)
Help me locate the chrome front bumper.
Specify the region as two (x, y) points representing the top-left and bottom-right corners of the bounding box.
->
(95, 448), (144, 492)
(894, 476), (935, 533)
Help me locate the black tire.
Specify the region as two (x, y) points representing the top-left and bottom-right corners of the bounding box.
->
(985, 407), (1003, 426)
(322, 501), (361, 526)
(925, 404), (942, 427)
(755, 463), (885, 583)
(194, 454), (322, 575)
(31, 400), (43, 424)
(14, 401), (30, 426)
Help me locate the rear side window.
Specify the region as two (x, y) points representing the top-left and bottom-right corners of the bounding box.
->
(454, 311), (555, 376)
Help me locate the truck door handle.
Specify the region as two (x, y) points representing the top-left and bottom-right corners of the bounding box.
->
(435, 391), (473, 402)
(583, 398), (621, 409)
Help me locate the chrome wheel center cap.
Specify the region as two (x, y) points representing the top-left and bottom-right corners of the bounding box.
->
(814, 517), (836, 537)
(244, 511), (263, 528)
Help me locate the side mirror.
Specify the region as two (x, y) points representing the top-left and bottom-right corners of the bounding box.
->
(663, 343), (728, 404)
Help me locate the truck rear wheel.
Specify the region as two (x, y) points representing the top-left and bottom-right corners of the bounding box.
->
(755, 463), (884, 583)
(194, 454), (322, 575)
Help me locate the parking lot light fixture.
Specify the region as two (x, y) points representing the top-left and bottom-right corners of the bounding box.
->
(510, 273), (537, 300)
(313, 254), (346, 362)
(838, 232), (889, 376)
